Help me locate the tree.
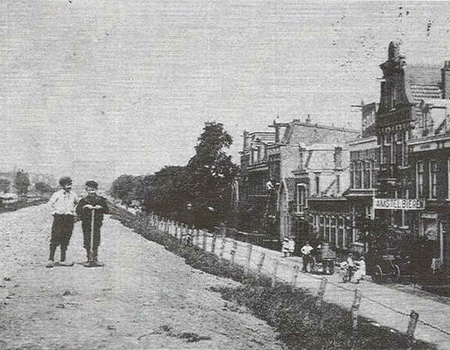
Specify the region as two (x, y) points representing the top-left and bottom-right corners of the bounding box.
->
(110, 174), (138, 204)
(14, 170), (30, 196)
(142, 166), (188, 217)
(185, 122), (239, 228)
(0, 178), (10, 193)
(35, 182), (54, 194)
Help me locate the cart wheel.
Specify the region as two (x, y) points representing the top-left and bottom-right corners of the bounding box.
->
(391, 264), (401, 283)
(372, 264), (383, 283)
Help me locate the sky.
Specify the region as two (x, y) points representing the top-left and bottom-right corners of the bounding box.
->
(1, 1), (450, 184)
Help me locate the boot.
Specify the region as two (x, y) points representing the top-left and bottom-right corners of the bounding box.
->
(92, 247), (104, 267)
(83, 249), (93, 267)
(58, 246), (74, 267)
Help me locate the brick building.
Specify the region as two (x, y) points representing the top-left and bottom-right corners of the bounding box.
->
(408, 98), (450, 267)
(238, 118), (359, 245)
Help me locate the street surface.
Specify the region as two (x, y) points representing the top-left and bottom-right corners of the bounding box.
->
(0, 206), (283, 350)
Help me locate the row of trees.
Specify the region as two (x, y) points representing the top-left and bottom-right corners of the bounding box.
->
(110, 122), (238, 229)
(0, 170), (55, 196)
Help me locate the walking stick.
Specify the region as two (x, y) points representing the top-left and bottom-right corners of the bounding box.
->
(90, 208), (95, 266)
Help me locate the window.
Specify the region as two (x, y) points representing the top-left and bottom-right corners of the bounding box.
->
(448, 158), (450, 199)
(355, 162), (362, 189)
(350, 163), (354, 189)
(315, 174), (320, 196)
(338, 217), (345, 248)
(296, 184), (306, 213)
(330, 217), (337, 246)
(319, 216), (325, 237)
(371, 160), (377, 189)
(336, 174), (341, 193)
(430, 160), (437, 199)
(364, 161), (371, 189)
(417, 161), (424, 198)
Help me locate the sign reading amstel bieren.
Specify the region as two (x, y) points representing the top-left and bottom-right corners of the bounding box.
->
(373, 198), (426, 210)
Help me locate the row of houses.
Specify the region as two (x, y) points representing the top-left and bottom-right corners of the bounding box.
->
(235, 41), (450, 268)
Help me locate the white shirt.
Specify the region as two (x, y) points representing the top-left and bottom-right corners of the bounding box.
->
(48, 189), (78, 215)
(301, 244), (313, 255)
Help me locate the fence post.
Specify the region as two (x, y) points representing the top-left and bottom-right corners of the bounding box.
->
(202, 230), (207, 250)
(211, 235), (217, 254)
(406, 311), (419, 350)
(316, 277), (328, 330)
(193, 229), (198, 246)
(230, 241), (238, 265)
(349, 288), (362, 350)
(271, 260), (279, 287)
(245, 244), (253, 275)
(290, 266), (300, 291)
(219, 237), (226, 259)
(256, 253), (266, 275)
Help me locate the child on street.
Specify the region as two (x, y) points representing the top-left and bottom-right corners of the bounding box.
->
(46, 176), (78, 268)
(76, 181), (109, 267)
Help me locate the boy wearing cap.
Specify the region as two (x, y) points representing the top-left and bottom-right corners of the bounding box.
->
(46, 176), (79, 268)
(76, 181), (109, 267)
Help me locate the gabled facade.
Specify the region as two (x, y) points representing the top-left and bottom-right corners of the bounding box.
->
(238, 118), (359, 245)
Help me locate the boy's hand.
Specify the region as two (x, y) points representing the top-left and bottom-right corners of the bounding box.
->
(84, 204), (94, 209)
(94, 205), (102, 210)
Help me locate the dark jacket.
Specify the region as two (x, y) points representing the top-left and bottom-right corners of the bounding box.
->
(76, 195), (109, 227)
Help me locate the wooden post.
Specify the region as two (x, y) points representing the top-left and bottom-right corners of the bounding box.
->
(406, 311), (419, 350)
(245, 244), (253, 275)
(351, 289), (362, 331)
(316, 277), (328, 330)
(211, 235), (217, 254)
(193, 228), (199, 246)
(256, 253), (266, 275)
(219, 237), (226, 259)
(230, 241), (238, 265)
(271, 260), (279, 287)
(202, 230), (207, 250)
(290, 266), (300, 291)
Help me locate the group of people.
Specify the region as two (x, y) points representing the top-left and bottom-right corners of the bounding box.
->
(340, 253), (366, 283)
(46, 176), (109, 268)
(282, 239), (367, 283)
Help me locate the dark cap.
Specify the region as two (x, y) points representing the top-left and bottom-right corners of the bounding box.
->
(59, 176), (72, 186)
(85, 180), (98, 189)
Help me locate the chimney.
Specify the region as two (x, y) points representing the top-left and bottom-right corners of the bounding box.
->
(243, 130), (249, 151)
(306, 114), (311, 124)
(442, 61), (450, 99)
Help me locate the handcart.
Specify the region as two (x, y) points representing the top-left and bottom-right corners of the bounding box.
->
(312, 243), (336, 275)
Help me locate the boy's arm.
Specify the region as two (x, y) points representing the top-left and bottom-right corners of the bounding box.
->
(100, 197), (109, 214)
(75, 198), (85, 216)
(47, 191), (59, 211)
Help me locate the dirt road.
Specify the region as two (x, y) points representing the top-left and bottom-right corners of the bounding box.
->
(0, 205), (283, 350)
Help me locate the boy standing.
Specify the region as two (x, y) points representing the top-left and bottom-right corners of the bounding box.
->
(76, 181), (109, 267)
(47, 176), (78, 268)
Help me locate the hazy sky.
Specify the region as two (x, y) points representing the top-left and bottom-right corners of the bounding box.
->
(1, 1), (450, 182)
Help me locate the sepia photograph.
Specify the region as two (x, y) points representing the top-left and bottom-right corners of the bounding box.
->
(1, 1), (450, 349)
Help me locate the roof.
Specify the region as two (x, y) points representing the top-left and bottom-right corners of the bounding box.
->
(281, 121), (359, 145)
(404, 64), (443, 121)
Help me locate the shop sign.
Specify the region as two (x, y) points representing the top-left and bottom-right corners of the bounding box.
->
(373, 198), (425, 210)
